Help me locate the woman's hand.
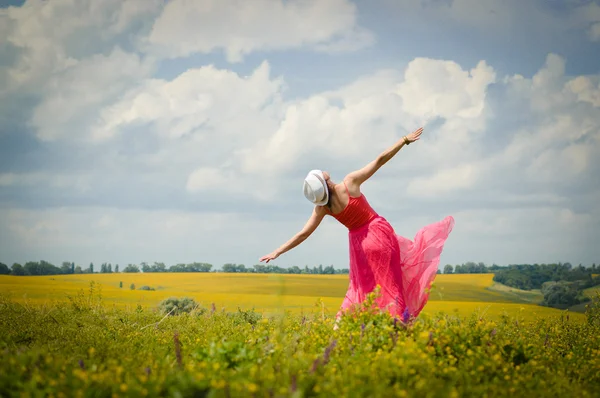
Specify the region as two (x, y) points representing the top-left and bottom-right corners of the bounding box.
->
(259, 251), (280, 263)
(405, 127), (423, 144)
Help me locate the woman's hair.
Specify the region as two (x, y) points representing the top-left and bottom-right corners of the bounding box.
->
(325, 186), (333, 209)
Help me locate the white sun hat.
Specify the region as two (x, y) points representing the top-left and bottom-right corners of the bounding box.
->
(303, 169), (329, 206)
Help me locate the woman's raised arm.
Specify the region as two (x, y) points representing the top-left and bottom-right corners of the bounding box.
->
(346, 127), (423, 187)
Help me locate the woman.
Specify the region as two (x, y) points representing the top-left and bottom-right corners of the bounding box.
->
(259, 127), (454, 321)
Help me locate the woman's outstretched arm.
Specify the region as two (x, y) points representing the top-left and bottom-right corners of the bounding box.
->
(259, 205), (327, 263)
(346, 127), (423, 187)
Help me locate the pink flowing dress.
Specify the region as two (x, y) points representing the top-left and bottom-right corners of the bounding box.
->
(327, 182), (454, 321)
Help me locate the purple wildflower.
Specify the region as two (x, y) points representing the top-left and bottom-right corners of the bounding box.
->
(401, 307), (411, 323)
(290, 374), (297, 392)
(323, 339), (337, 365)
(310, 357), (320, 373)
(78, 359), (85, 370)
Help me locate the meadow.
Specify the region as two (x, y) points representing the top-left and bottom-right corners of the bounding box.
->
(0, 273), (584, 322)
(3, 273), (598, 397)
(1, 281), (599, 397)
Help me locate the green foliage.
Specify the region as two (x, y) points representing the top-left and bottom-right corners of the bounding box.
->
(541, 281), (590, 309)
(586, 292), (600, 326)
(10, 263), (25, 275)
(158, 297), (205, 316)
(138, 286), (156, 291)
(23, 261), (62, 276)
(0, 262), (10, 275)
(228, 307), (263, 325)
(123, 264), (140, 273)
(130, 283), (135, 290)
(168, 262), (213, 273)
(0, 288), (598, 397)
(119, 281), (123, 288)
(494, 263), (597, 290)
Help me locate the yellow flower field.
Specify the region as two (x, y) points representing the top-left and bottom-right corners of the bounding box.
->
(0, 273), (583, 321)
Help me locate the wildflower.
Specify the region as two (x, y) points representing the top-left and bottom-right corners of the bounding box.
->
(401, 307), (411, 323)
(290, 374), (297, 392)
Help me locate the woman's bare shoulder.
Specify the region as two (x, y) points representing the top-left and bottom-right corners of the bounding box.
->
(342, 175), (362, 197)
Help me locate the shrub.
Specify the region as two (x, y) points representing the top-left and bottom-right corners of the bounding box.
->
(158, 297), (205, 316)
(138, 286), (155, 291)
(228, 307), (263, 325)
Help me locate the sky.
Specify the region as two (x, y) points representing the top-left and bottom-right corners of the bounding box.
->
(0, 0), (599, 271)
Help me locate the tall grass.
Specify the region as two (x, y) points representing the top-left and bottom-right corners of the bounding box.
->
(1, 283), (599, 397)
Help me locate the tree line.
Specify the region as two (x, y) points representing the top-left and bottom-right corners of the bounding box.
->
(491, 262), (599, 309)
(0, 261), (349, 276)
(441, 262), (505, 274)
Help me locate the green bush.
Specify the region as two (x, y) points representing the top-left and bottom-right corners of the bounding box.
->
(138, 286), (155, 291)
(158, 297), (205, 316)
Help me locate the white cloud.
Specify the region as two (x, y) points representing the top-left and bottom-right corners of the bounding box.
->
(94, 61), (283, 142)
(567, 76), (600, 107)
(2, 0), (162, 92)
(31, 47), (154, 142)
(1, 1), (599, 268)
(406, 164), (480, 198)
(145, 0), (374, 62)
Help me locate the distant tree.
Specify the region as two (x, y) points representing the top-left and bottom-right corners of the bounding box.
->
(24, 261), (61, 276)
(444, 264), (453, 274)
(74, 265), (83, 274)
(61, 262), (72, 274)
(541, 281), (589, 309)
(323, 265), (335, 274)
(222, 263), (238, 273)
(123, 264), (140, 273)
(107, 264), (112, 273)
(90, 263), (94, 273)
(71, 262), (75, 274)
(151, 262), (166, 272)
(115, 264), (119, 273)
(289, 266), (301, 274)
(11, 263), (25, 276)
(0, 262), (10, 275)
(436, 269), (441, 274)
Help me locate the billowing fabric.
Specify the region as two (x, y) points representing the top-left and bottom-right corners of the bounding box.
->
(329, 183), (454, 320)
